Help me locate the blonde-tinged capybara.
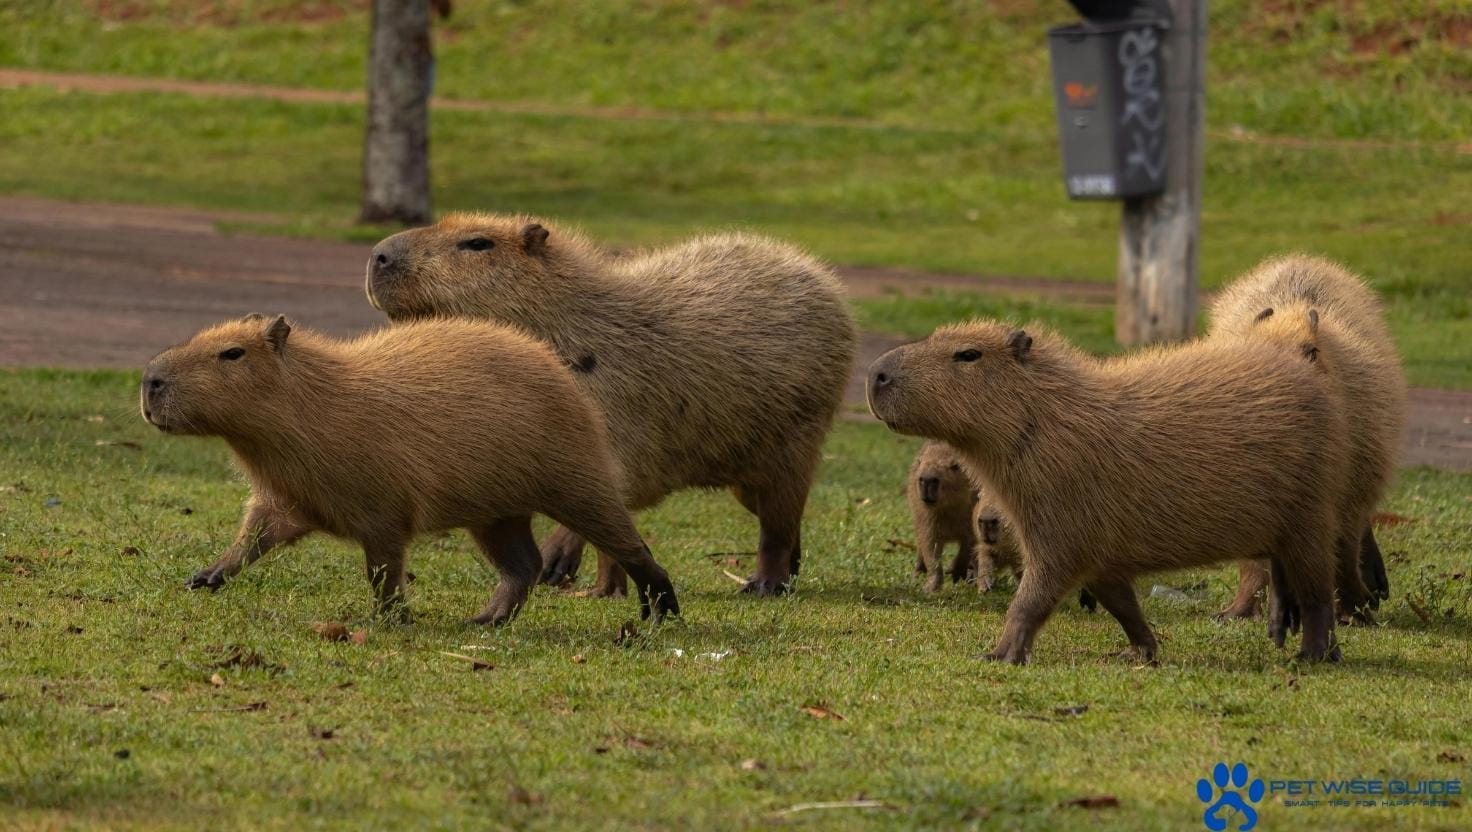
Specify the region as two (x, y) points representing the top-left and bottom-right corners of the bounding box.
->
(365, 214), (857, 597)
(867, 320), (1350, 664)
(1209, 255), (1405, 621)
(139, 314), (678, 625)
(907, 442), (980, 591)
(971, 497), (1022, 593)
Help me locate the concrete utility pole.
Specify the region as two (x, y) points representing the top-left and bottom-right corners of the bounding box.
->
(360, 0), (434, 225)
(1115, 0), (1206, 345)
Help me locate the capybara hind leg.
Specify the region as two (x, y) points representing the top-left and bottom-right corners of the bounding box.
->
(736, 478), (810, 596)
(987, 569), (1069, 665)
(189, 495), (311, 590)
(363, 537), (410, 623)
(591, 554), (629, 599)
(548, 497), (678, 621)
(538, 525), (587, 587)
(1084, 578), (1157, 663)
(1267, 559), (1300, 648)
(1359, 525), (1389, 605)
(1276, 533), (1341, 662)
(1334, 530), (1376, 624)
(469, 517), (542, 626)
(1217, 561), (1268, 621)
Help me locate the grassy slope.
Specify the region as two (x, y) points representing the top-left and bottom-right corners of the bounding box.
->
(3, 369), (1471, 830)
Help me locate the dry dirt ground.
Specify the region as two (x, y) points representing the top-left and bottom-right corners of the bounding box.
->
(2, 195), (1468, 471)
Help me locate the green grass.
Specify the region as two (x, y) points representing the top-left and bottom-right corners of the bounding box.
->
(3, 368), (1471, 830)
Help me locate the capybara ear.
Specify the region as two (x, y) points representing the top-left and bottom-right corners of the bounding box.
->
(241, 313), (267, 323)
(521, 223), (549, 256)
(1006, 329), (1032, 363)
(265, 315), (292, 352)
(1254, 307), (1274, 323)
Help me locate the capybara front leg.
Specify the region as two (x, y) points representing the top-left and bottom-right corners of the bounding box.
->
(1084, 578), (1158, 663)
(1359, 525), (1389, 606)
(469, 517), (543, 626)
(917, 528), (943, 593)
(548, 499), (678, 621)
(538, 525), (587, 587)
(1217, 560), (1268, 621)
(975, 548), (998, 593)
(188, 494), (310, 590)
(987, 569), (1069, 665)
(737, 479), (809, 597)
(363, 537), (410, 623)
(949, 529), (977, 584)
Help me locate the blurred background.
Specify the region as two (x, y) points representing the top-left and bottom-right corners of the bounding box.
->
(0, 0), (1467, 386)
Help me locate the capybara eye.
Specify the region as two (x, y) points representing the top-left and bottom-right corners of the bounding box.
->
(949, 464), (961, 472)
(218, 347), (246, 361)
(458, 237), (495, 252)
(953, 349), (981, 362)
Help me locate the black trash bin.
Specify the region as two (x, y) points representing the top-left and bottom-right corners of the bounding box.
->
(1048, 18), (1169, 200)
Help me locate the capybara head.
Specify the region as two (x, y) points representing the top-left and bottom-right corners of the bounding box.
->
(366, 213), (572, 320)
(868, 321), (1045, 450)
(976, 503), (1004, 545)
(140, 314), (293, 435)
(911, 442), (970, 506)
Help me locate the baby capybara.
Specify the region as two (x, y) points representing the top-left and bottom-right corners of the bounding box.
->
(868, 321), (1349, 664)
(906, 442), (980, 592)
(1210, 255), (1405, 620)
(140, 314), (678, 625)
(971, 497), (1021, 593)
(365, 215), (855, 597)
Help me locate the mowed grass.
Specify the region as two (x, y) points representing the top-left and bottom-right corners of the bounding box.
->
(2, 368), (1470, 830)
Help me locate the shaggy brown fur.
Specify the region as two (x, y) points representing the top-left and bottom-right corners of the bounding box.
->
(906, 442), (980, 591)
(867, 320), (1349, 664)
(1209, 256), (1405, 620)
(971, 497), (1023, 593)
(139, 315), (678, 625)
(365, 214), (856, 596)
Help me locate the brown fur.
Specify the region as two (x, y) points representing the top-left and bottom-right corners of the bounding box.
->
(906, 442), (979, 591)
(971, 496), (1023, 593)
(139, 315), (678, 625)
(365, 214), (856, 596)
(867, 320), (1350, 664)
(1209, 256), (1405, 620)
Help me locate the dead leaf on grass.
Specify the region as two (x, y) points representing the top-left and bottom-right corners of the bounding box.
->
(1437, 751), (1465, 763)
(94, 439), (142, 450)
(800, 704), (845, 721)
(614, 620), (639, 646)
(438, 651), (493, 671)
(209, 673), (225, 688)
(1371, 512), (1415, 528)
(312, 621), (350, 641)
(884, 538), (917, 551)
(740, 758), (766, 771)
(1061, 795), (1119, 809)
(1054, 704), (1089, 717)
(571, 654), (586, 664)
(508, 784), (544, 805)
(120, 546), (141, 557)
(309, 726), (337, 740)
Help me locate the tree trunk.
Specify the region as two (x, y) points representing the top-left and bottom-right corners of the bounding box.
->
(360, 0), (433, 225)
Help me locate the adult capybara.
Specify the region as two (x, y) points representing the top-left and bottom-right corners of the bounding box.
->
(867, 320), (1349, 664)
(907, 442), (979, 591)
(140, 314), (678, 625)
(971, 497), (1021, 593)
(1210, 255), (1405, 620)
(365, 215), (856, 597)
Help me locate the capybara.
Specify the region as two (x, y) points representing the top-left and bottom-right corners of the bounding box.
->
(867, 320), (1349, 664)
(1210, 255), (1405, 620)
(365, 214), (856, 597)
(139, 314), (678, 625)
(971, 497), (1021, 593)
(907, 442), (980, 591)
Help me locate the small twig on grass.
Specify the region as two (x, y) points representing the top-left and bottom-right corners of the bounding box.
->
(885, 538), (916, 551)
(721, 569), (747, 586)
(775, 800), (890, 816)
(191, 701), (267, 713)
(703, 551), (756, 559)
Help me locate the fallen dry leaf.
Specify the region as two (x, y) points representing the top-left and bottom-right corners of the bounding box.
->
(312, 622), (350, 641)
(309, 726), (336, 740)
(209, 673), (225, 687)
(614, 621), (639, 646)
(1061, 795), (1119, 809)
(94, 439), (142, 450)
(884, 538), (917, 551)
(438, 651), (493, 671)
(740, 758), (766, 771)
(508, 784), (544, 806)
(800, 704), (845, 721)
(1437, 751), (1465, 763)
(1054, 704), (1089, 717)
(349, 629), (368, 646)
(571, 654), (586, 664)
(120, 546), (140, 557)
(1371, 511), (1415, 528)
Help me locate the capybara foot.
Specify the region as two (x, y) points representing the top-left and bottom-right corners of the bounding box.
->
(374, 603), (413, 625)
(471, 586), (527, 626)
(1214, 602), (1259, 622)
(1296, 642), (1343, 663)
(914, 557), (927, 576)
(589, 580), (629, 599)
(186, 565), (230, 591)
(741, 574), (793, 597)
(923, 572), (943, 593)
(985, 642), (1029, 665)
(1078, 590), (1098, 612)
(636, 574), (680, 622)
(948, 552), (975, 584)
(1117, 642), (1158, 665)
(539, 542), (583, 587)
(976, 573), (996, 593)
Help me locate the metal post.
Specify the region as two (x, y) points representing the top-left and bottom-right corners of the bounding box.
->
(1115, 0), (1206, 345)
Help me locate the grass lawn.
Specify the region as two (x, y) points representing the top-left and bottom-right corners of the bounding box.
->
(2, 368), (1470, 830)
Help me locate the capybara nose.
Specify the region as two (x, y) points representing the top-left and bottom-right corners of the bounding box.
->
(369, 236), (405, 280)
(981, 518), (1001, 545)
(873, 371), (892, 388)
(919, 477), (941, 504)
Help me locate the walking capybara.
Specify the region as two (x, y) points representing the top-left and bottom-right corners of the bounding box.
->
(139, 314), (678, 625)
(907, 442), (980, 591)
(1209, 256), (1405, 620)
(365, 215), (856, 596)
(867, 320), (1349, 664)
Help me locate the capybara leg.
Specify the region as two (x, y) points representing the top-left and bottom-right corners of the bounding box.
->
(1275, 532), (1341, 662)
(987, 569), (1069, 665)
(363, 538), (410, 623)
(1084, 578), (1157, 663)
(1359, 525), (1389, 606)
(914, 554), (927, 576)
(591, 554), (630, 599)
(548, 498), (678, 622)
(538, 525), (587, 587)
(188, 495), (310, 590)
(1333, 528), (1375, 624)
(919, 536), (943, 594)
(1267, 558), (1300, 648)
(949, 531), (977, 584)
(468, 517), (543, 626)
(1077, 589), (1097, 612)
(737, 478), (809, 596)
(975, 549), (998, 593)
(1217, 561), (1268, 621)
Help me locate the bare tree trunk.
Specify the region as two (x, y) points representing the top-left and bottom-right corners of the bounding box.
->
(360, 0), (433, 225)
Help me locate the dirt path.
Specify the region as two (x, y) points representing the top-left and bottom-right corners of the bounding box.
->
(2, 195), (1468, 471)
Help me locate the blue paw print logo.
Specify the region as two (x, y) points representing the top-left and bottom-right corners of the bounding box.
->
(1196, 761), (1266, 831)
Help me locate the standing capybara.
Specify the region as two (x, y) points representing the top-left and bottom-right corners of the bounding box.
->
(140, 314), (678, 625)
(1209, 255), (1405, 620)
(867, 320), (1349, 664)
(907, 442), (980, 591)
(971, 497), (1022, 593)
(365, 215), (856, 597)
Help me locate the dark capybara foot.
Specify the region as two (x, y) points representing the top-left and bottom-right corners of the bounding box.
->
(1296, 642), (1343, 663)
(636, 575), (680, 622)
(1214, 602), (1260, 622)
(186, 566), (229, 591)
(539, 550), (582, 587)
(1078, 589), (1098, 612)
(741, 575), (793, 597)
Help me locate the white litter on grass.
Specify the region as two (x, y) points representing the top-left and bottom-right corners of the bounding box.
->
(1149, 585), (1191, 603)
(670, 648), (734, 661)
(671, 648), (686, 658)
